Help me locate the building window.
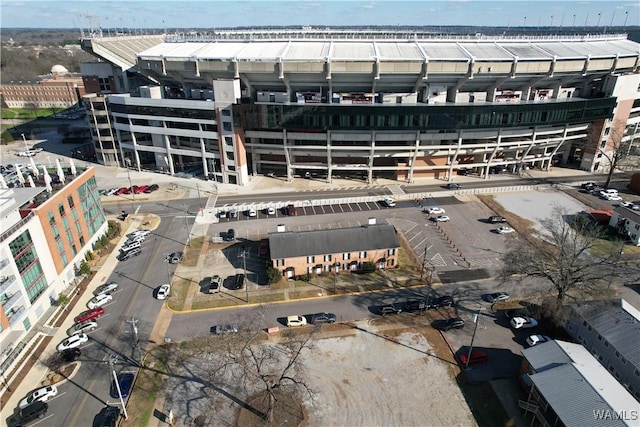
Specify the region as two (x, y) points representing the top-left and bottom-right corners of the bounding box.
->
(307, 256), (315, 263)
(388, 248), (396, 256)
(604, 341), (609, 347)
(597, 334), (602, 341)
(226, 151), (235, 161)
(307, 266), (313, 274)
(58, 203), (66, 216)
(67, 195), (75, 208)
(48, 212), (56, 225)
(276, 259), (284, 267)
(324, 254), (332, 262)
(343, 253), (350, 260)
(359, 251), (367, 258)
(615, 350), (621, 359)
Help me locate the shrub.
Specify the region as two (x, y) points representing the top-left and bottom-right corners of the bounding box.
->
(78, 260), (91, 275)
(266, 267), (282, 285)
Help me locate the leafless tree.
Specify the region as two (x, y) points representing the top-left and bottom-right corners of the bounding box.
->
(594, 119), (635, 188)
(501, 206), (626, 304)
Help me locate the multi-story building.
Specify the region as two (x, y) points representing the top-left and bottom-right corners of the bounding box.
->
(0, 65), (85, 109)
(268, 223), (400, 279)
(0, 167), (107, 384)
(564, 299), (640, 400)
(80, 29), (640, 185)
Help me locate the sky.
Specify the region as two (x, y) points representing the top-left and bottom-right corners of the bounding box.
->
(1, 0), (639, 30)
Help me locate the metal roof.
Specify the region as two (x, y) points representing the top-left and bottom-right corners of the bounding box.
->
(574, 300), (640, 376)
(524, 340), (639, 427)
(268, 224), (399, 259)
(137, 35), (640, 62)
(528, 364), (630, 427)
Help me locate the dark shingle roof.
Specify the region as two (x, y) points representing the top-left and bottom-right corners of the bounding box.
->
(268, 224), (399, 259)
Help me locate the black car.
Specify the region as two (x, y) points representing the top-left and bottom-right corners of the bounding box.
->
(404, 300), (427, 313)
(59, 348), (81, 362)
(97, 405), (121, 427)
(234, 273), (245, 290)
(432, 317), (465, 331)
(310, 312), (337, 324)
(7, 401), (48, 427)
(225, 229), (235, 241)
(446, 183), (462, 189)
(427, 295), (454, 309)
(379, 304), (402, 315)
(488, 216), (507, 223)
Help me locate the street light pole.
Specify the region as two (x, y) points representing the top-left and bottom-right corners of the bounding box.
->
(107, 355), (128, 420)
(20, 133), (28, 151)
(182, 204), (190, 247)
(465, 306), (486, 369)
(239, 247), (248, 302)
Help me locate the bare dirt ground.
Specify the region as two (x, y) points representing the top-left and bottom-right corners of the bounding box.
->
(162, 320), (476, 427)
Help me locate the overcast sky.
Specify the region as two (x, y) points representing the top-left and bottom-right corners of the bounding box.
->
(1, 0), (638, 30)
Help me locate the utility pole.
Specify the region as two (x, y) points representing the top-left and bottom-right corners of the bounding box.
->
(420, 246), (427, 281)
(182, 204), (190, 247)
(127, 317), (140, 359)
(465, 307), (486, 369)
(239, 246), (248, 302)
(106, 354), (128, 419)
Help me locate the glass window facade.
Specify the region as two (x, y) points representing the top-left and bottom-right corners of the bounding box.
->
(9, 230), (48, 303)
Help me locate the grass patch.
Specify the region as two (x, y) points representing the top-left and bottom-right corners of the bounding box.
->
(269, 280), (290, 290)
(251, 293), (286, 304)
(126, 346), (170, 427)
(190, 235), (205, 250)
(167, 277), (192, 311)
(182, 249), (200, 267)
(288, 289), (325, 299)
(191, 298), (242, 310)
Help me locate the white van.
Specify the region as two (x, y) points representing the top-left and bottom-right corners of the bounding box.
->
(121, 241), (141, 253)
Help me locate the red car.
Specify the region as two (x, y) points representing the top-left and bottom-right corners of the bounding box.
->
(74, 307), (105, 324)
(115, 187), (130, 195)
(286, 204), (297, 216)
(136, 185), (149, 194)
(259, 239), (269, 256)
(459, 350), (488, 366)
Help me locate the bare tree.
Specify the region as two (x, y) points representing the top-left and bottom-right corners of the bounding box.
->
(595, 119), (634, 189)
(501, 206), (625, 303)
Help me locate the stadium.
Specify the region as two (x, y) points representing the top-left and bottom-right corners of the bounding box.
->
(80, 28), (640, 186)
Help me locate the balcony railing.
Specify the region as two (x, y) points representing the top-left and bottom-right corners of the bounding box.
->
(0, 275), (17, 295)
(7, 306), (25, 325)
(1, 291), (22, 311)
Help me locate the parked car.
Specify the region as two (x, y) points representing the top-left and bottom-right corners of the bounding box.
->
(225, 229), (235, 241)
(87, 293), (113, 309)
(146, 184), (159, 192)
(208, 275), (221, 293)
(424, 207), (445, 215)
(459, 350), (489, 365)
(19, 386), (58, 409)
(603, 194), (622, 201)
(446, 183), (461, 189)
(404, 299), (427, 313)
(110, 372), (135, 398)
(120, 241), (141, 253)
(526, 335), (551, 347)
(128, 230), (151, 239)
(286, 204), (297, 216)
(382, 197), (396, 207)
(432, 317), (465, 331)
(379, 304), (402, 315)
(432, 215), (451, 222)
(166, 251), (183, 264)
(57, 333), (89, 351)
(247, 208), (257, 217)
(229, 209), (238, 218)
(97, 405), (121, 427)
(496, 226), (515, 235)
(310, 312), (337, 324)
(581, 181), (598, 189)
(115, 187), (130, 195)
(67, 321), (98, 336)
(7, 401), (48, 427)
(488, 216), (507, 223)
(58, 348), (81, 363)
(74, 308), (105, 323)
(118, 248), (141, 261)
(210, 324), (239, 335)
(234, 273), (245, 290)
(94, 282), (119, 296)
(125, 234), (146, 244)
(259, 239), (269, 256)
(266, 206), (276, 215)
(156, 284), (171, 300)
(485, 292), (510, 303)
(218, 211), (227, 219)
(510, 317), (538, 329)
(286, 315), (308, 327)
(427, 295), (454, 309)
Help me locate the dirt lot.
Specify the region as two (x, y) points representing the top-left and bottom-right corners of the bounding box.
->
(160, 320), (477, 427)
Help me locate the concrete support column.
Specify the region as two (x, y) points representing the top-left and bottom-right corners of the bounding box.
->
(326, 131), (333, 184)
(367, 133), (375, 184)
(283, 130), (293, 182)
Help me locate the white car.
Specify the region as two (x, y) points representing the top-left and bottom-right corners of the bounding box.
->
(128, 229), (151, 238)
(266, 207), (276, 215)
(433, 215), (450, 222)
(424, 207), (445, 215)
(486, 292), (510, 303)
(94, 282), (118, 296)
(526, 335), (551, 347)
(156, 284), (171, 300)
(17, 150), (38, 157)
(67, 321), (98, 336)
(496, 226), (515, 234)
(248, 208), (257, 217)
(603, 194), (622, 201)
(19, 385), (58, 409)
(383, 198), (396, 207)
(510, 317), (538, 329)
(87, 293), (113, 309)
(286, 315), (308, 327)
(57, 333), (88, 351)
